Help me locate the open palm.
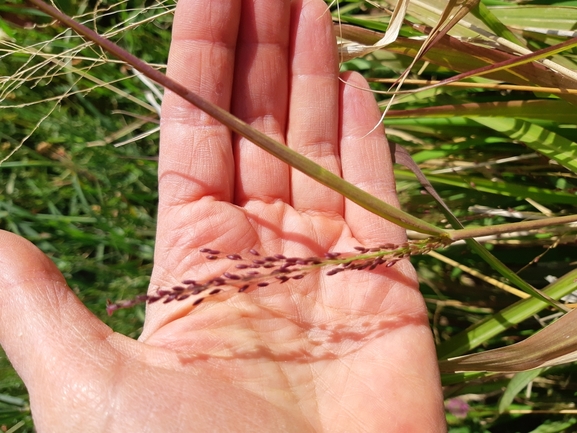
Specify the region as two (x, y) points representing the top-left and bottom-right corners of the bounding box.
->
(0, 0), (444, 431)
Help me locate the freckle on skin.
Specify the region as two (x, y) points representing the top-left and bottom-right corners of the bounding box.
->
(193, 298), (204, 306)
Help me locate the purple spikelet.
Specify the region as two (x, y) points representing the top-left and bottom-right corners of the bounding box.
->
(107, 237), (450, 314)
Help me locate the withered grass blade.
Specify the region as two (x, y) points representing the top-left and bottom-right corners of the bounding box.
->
(440, 307), (577, 373)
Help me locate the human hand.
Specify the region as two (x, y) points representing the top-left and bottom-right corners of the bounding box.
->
(0, 0), (445, 431)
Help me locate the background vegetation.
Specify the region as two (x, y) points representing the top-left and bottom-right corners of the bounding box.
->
(1, 0), (577, 431)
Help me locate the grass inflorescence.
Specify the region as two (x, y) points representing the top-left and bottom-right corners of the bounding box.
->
(106, 237), (451, 315)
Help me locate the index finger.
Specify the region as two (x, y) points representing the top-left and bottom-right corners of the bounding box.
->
(158, 0), (241, 209)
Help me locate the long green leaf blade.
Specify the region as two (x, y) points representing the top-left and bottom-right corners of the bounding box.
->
(473, 117), (577, 175)
(498, 369), (545, 413)
(395, 169), (577, 205)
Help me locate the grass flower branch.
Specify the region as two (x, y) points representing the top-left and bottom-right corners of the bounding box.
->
(106, 238), (452, 315)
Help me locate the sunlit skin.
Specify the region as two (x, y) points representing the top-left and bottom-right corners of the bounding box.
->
(0, 0), (446, 431)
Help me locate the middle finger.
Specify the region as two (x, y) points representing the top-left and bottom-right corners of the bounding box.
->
(232, 0), (291, 205)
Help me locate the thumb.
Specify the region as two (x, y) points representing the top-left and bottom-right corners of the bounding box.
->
(0, 230), (113, 390)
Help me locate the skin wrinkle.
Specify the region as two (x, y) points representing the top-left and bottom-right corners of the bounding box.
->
(171, 37), (235, 52)
(164, 48), (234, 112)
(161, 128), (230, 166)
(316, 357), (350, 431)
(161, 105), (233, 128)
(235, 2), (289, 43)
(253, 320), (317, 421)
(307, 362), (324, 432)
(243, 203), (290, 247)
(349, 179), (397, 195)
(245, 318), (295, 406)
(279, 365), (319, 432)
(289, 81), (339, 142)
(324, 273), (387, 316)
(355, 276), (389, 316)
(220, 342), (306, 420)
(39, 360), (107, 430)
(170, 0), (240, 45)
(238, 113), (285, 135)
(158, 143), (234, 204)
(334, 367), (386, 431)
(344, 142), (393, 179)
(158, 201), (243, 244)
(234, 44), (289, 91)
(337, 399), (370, 432)
(296, 140), (342, 162)
(110, 366), (169, 432)
(162, 101), (230, 127)
(348, 213), (399, 239)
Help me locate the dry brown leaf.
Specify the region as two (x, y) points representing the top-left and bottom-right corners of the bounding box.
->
(439, 307), (577, 372)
